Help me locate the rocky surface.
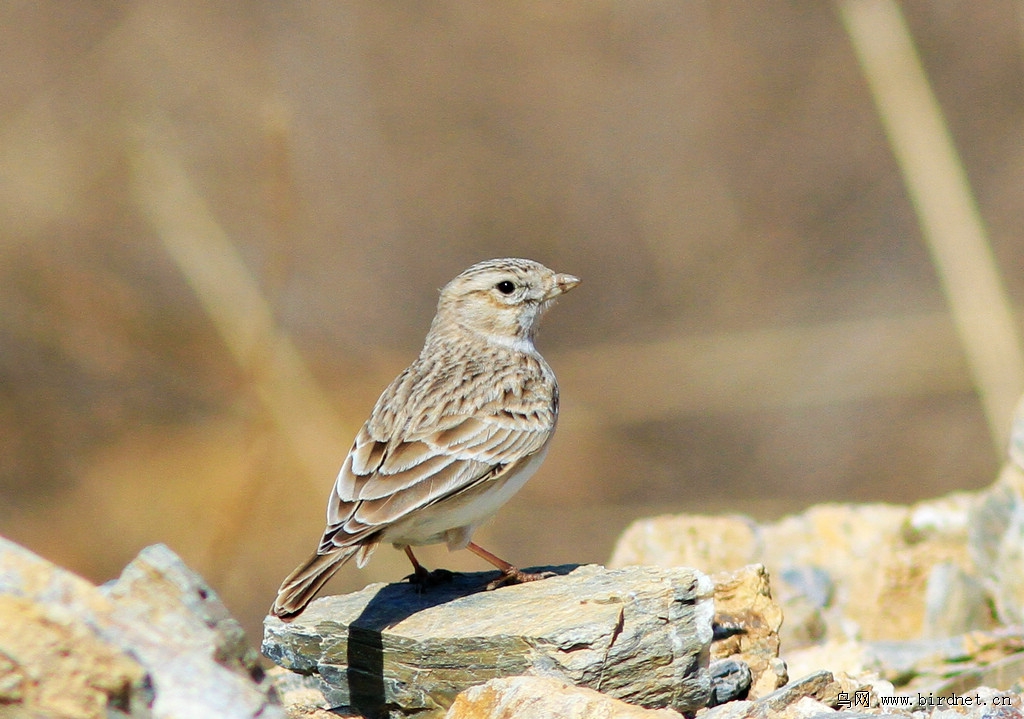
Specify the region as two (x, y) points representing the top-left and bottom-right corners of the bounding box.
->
(609, 491), (1024, 707)
(611, 400), (1024, 655)
(611, 493), (991, 647)
(444, 675), (685, 719)
(710, 565), (787, 698)
(698, 670), (851, 719)
(10, 401), (1024, 719)
(595, 397), (1024, 718)
(783, 626), (1024, 697)
(263, 564), (715, 718)
(0, 536), (282, 719)
(0, 592), (148, 718)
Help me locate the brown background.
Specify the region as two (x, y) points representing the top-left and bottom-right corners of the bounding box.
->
(2, 1), (1023, 641)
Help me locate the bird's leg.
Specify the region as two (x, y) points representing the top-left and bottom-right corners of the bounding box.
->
(403, 546), (452, 588)
(403, 546), (431, 582)
(466, 542), (554, 590)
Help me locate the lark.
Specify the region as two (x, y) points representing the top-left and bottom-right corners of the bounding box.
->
(272, 258), (579, 618)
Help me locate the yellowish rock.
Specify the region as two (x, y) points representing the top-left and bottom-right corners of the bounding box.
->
(0, 536), (282, 719)
(0, 594), (147, 719)
(444, 676), (684, 719)
(610, 514), (761, 572)
(611, 494), (988, 644)
(710, 565), (787, 698)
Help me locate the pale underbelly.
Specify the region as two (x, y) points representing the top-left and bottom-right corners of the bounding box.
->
(380, 446), (549, 549)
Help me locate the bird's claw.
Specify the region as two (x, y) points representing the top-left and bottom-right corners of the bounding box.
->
(484, 569), (555, 591)
(404, 567), (455, 592)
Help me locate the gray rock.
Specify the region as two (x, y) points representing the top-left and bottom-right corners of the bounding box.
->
(1009, 396), (1024, 472)
(709, 659), (753, 706)
(969, 465), (1024, 626)
(922, 561), (991, 638)
(757, 670), (839, 712)
(263, 564), (714, 718)
(868, 628), (1024, 695)
(100, 544), (280, 719)
(698, 671), (844, 719)
(776, 566), (833, 611)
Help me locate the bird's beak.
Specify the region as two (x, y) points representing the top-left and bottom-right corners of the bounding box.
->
(551, 273), (581, 297)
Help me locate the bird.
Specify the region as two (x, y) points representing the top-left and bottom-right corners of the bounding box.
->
(272, 257), (580, 619)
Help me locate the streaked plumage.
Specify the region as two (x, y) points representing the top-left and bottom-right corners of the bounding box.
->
(272, 258), (579, 618)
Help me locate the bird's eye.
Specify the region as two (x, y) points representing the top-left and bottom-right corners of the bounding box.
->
(495, 280), (516, 295)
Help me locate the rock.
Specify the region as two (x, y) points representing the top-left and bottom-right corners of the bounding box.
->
(756, 670), (839, 712)
(0, 535), (282, 719)
(922, 561), (991, 638)
(100, 544), (278, 718)
(698, 670), (843, 719)
(771, 566), (832, 647)
(609, 515), (762, 571)
(759, 501), (974, 642)
(778, 696), (836, 719)
(782, 626), (1024, 703)
(444, 675), (685, 719)
(868, 627), (1024, 694)
(708, 659), (753, 706)
(265, 666), (336, 719)
(709, 565), (787, 698)
(1009, 395), (1024, 473)
(611, 494), (991, 644)
(927, 651), (1024, 700)
(263, 564), (714, 718)
(699, 669), (899, 719)
(782, 640), (878, 684)
(0, 593), (150, 718)
(969, 464), (1024, 626)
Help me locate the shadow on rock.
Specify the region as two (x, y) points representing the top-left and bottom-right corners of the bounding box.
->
(344, 565), (579, 717)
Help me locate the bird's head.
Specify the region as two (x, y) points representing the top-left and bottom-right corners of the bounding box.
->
(428, 258), (580, 350)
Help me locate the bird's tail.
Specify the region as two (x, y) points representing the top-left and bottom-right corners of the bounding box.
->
(271, 546), (359, 619)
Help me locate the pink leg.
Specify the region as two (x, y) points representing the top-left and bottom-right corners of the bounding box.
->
(403, 546), (452, 587)
(466, 542), (554, 589)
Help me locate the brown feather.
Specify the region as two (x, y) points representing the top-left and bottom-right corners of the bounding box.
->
(272, 544), (366, 619)
(352, 459), (488, 525)
(350, 434), (387, 475)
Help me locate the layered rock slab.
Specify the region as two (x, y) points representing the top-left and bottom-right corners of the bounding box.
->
(263, 564), (714, 718)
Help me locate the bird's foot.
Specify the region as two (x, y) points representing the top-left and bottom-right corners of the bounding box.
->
(484, 568), (556, 591)
(404, 566), (455, 591)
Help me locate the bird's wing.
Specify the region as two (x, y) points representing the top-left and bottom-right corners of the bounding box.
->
(318, 382), (556, 553)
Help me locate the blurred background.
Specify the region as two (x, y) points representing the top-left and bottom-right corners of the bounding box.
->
(2, 1), (1024, 641)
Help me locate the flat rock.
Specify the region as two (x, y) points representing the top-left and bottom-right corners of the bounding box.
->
(444, 675), (685, 719)
(263, 563), (714, 718)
